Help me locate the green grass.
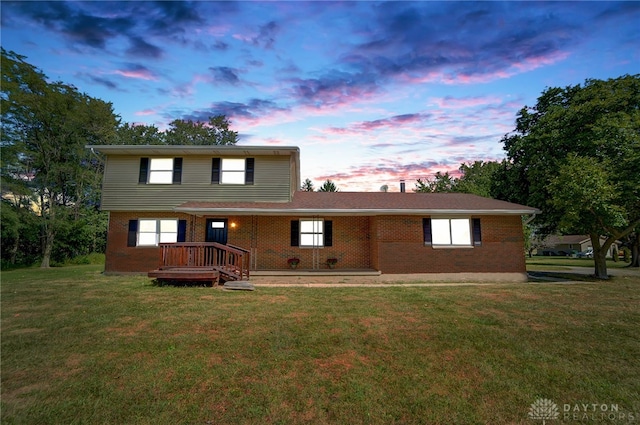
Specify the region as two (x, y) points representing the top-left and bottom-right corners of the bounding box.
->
(526, 256), (632, 271)
(2, 265), (639, 424)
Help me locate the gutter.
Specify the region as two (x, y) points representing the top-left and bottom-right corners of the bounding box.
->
(174, 207), (540, 216)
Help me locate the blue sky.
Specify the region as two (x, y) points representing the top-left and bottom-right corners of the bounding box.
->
(2, 1), (639, 192)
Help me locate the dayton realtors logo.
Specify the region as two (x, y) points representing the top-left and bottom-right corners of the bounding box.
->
(563, 403), (635, 422)
(528, 398), (636, 423)
(529, 398), (560, 424)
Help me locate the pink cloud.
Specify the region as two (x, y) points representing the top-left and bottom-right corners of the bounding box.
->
(430, 95), (503, 109)
(114, 69), (158, 81)
(512, 50), (571, 72)
(135, 109), (157, 116)
(315, 160), (465, 192)
(402, 50), (571, 86)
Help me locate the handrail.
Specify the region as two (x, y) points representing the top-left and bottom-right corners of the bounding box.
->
(158, 242), (250, 281)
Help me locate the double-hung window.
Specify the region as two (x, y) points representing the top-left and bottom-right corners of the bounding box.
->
(138, 219), (178, 246)
(300, 219), (324, 247)
(424, 218), (481, 247)
(290, 219), (333, 247)
(139, 158), (182, 184)
(221, 158), (246, 184)
(127, 219), (187, 247)
(212, 158), (255, 185)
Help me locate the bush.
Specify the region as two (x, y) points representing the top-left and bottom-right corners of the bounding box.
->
(63, 253), (105, 266)
(0, 202), (41, 267)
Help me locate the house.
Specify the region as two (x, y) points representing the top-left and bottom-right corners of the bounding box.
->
(536, 235), (618, 257)
(92, 145), (539, 281)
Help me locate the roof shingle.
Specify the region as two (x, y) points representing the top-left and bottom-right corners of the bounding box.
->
(175, 191), (538, 216)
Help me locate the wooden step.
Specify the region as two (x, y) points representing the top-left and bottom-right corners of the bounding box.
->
(148, 267), (219, 284)
(223, 281), (255, 291)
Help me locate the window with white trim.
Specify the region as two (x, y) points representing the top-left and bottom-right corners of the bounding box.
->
(137, 219), (178, 246)
(148, 158), (174, 184)
(424, 218), (481, 247)
(432, 218), (471, 245)
(212, 158), (255, 185)
(139, 157), (182, 184)
(290, 219), (333, 247)
(220, 158), (246, 184)
(300, 219), (324, 247)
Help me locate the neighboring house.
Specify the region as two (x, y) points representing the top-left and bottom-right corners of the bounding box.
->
(1, 172), (42, 214)
(536, 235), (618, 257)
(92, 145), (539, 279)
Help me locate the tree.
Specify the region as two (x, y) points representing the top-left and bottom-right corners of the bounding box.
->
(496, 75), (640, 278)
(1, 201), (21, 265)
(301, 178), (314, 191)
(1, 49), (119, 267)
(379, 184), (389, 192)
(165, 116), (238, 145)
(456, 161), (500, 198)
(620, 231), (640, 267)
(115, 116), (238, 146)
(413, 172), (455, 193)
(412, 163), (501, 196)
(0, 200), (40, 267)
(115, 122), (164, 145)
(318, 179), (339, 192)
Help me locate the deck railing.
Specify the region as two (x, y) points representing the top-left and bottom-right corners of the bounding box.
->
(158, 242), (250, 281)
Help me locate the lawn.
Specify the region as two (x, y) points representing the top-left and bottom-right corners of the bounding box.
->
(2, 265), (639, 424)
(526, 256), (632, 271)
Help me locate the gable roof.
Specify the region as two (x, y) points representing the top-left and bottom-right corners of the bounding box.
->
(175, 191), (539, 216)
(543, 235), (590, 245)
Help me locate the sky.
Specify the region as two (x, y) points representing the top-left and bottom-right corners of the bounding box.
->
(2, 1), (639, 192)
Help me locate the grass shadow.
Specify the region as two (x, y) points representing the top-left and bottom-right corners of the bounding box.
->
(150, 278), (216, 288)
(527, 270), (604, 283)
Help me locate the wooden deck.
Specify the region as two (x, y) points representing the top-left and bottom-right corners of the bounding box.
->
(148, 242), (250, 285)
(147, 267), (220, 284)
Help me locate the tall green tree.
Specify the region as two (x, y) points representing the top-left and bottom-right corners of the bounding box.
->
(621, 232), (640, 267)
(301, 178), (314, 191)
(318, 179), (339, 192)
(457, 161), (500, 198)
(413, 163), (500, 196)
(1, 49), (118, 267)
(495, 75), (640, 278)
(115, 116), (238, 146)
(115, 122), (164, 145)
(165, 116), (238, 145)
(413, 172), (456, 193)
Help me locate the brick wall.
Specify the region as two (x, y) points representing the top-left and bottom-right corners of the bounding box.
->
(105, 211), (196, 273)
(105, 212), (526, 274)
(373, 215), (526, 273)
(251, 215), (372, 270)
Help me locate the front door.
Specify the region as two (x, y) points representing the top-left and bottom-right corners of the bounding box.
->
(205, 219), (228, 244)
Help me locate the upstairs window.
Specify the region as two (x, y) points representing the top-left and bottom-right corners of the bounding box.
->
(423, 218), (481, 247)
(221, 158), (245, 184)
(139, 158), (182, 184)
(148, 158), (174, 184)
(212, 158), (255, 185)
